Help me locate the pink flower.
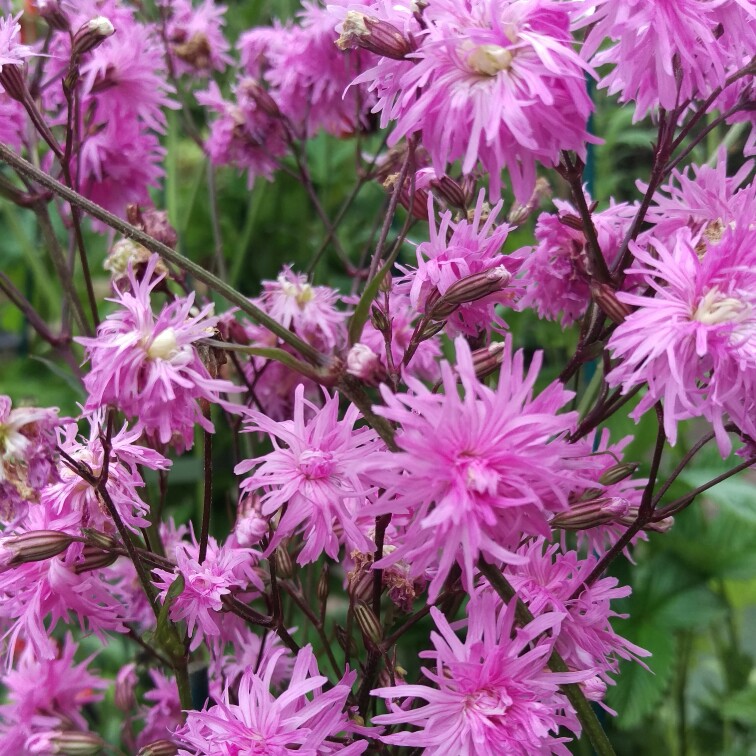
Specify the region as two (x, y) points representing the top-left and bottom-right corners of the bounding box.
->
(42, 411), (170, 534)
(256, 266), (348, 353)
(220, 627), (295, 691)
(236, 385), (387, 564)
(580, 0), (756, 120)
(0, 13), (35, 75)
(78, 256), (241, 450)
(640, 152), (755, 246)
(358, 0), (596, 200)
(152, 534), (262, 652)
(138, 669), (182, 748)
(372, 591), (589, 755)
(0, 636), (106, 753)
(506, 540), (649, 689)
(258, 1), (375, 138)
(197, 79), (289, 185)
(370, 337), (588, 600)
(175, 644), (367, 755)
(164, 0), (232, 76)
(398, 193), (523, 337)
(0, 95), (24, 148)
(0, 396), (60, 523)
(607, 225), (756, 455)
(520, 195), (635, 325)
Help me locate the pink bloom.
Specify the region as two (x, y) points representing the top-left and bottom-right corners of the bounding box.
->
(0, 636), (106, 753)
(0, 396), (60, 523)
(372, 591), (589, 755)
(0, 505), (128, 662)
(371, 337), (589, 600)
(0, 95), (24, 148)
(256, 1), (376, 138)
(164, 0), (232, 76)
(640, 152), (755, 245)
(152, 534), (262, 652)
(78, 256), (241, 450)
(197, 79), (289, 185)
(607, 225), (756, 455)
(398, 193), (523, 337)
(0, 13), (35, 73)
(175, 644), (367, 755)
(358, 0), (596, 200)
(138, 669), (182, 748)
(220, 626), (295, 690)
(506, 540), (649, 687)
(520, 195), (635, 325)
(256, 267), (348, 353)
(236, 385), (387, 564)
(580, 0), (756, 120)
(42, 411), (170, 534)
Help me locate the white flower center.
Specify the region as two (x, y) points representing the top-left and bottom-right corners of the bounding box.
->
(147, 327), (179, 360)
(458, 454), (499, 495)
(278, 277), (314, 308)
(467, 43), (514, 75)
(691, 288), (749, 326)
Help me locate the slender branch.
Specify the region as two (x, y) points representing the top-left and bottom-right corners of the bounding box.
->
(651, 431), (716, 507)
(198, 421), (212, 565)
(478, 560), (617, 756)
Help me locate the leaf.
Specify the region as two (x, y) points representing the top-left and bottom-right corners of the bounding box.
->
(722, 687), (756, 725)
(678, 468), (756, 524)
(347, 246), (401, 346)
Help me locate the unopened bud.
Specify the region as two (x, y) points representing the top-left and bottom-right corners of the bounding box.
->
(552, 497), (630, 531)
(72, 17), (115, 58)
(274, 545), (294, 580)
(470, 342), (506, 380)
(83, 529), (118, 550)
(591, 282), (631, 324)
(0, 63), (27, 102)
(317, 564), (329, 604)
(430, 267), (511, 319)
(508, 177), (551, 225)
(115, 663), (137, 712)
(335, 624), (358, 656)
(136, 741), (179, 756)
(379, 273), (393, 294)
(0, 530), (75, 568)
(234, 493), (268, 547)
(646, 516), (674, 533)
(370, 305), (390, 333)
(243, 79), (280, 119)
(430, 175), (467, 209)
(337, 12), (414, 60)
(26, 730), (104, 755)
(37, 0), (70, 32)
(354, 600), (383, 648)
(581, 675), (607, 702)
(417, 318), (447, 341)
(598, 462), (639, 487)
(73, 544), (118, 574)
(346, 343), (384, 383)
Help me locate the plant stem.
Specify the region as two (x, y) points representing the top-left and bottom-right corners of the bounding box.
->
(478, 560), (617, 756)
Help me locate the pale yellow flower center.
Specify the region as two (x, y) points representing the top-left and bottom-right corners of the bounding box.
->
(468, 43), (514, 76)
(692, 288), (748, 326)
(147, 327), (179, 360)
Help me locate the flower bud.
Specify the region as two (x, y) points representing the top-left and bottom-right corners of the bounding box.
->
(37, 1), (70, 32)
(136, 741), (179, 756)
(337, 12), (414, 60)
(234, 492), (268, 547)
(430, 267), (511, 319)
(26, 730), (104, 755)
(82, 529), (118, 550)
(354, 600), (383, 648)
(127, 206), (179, 250)
(317, 563), (329, 604)
(115, 663), (137, 712)
(645, 516), (674, 534)
(417, 318), (447, 341)
(591, 282), (631, 324)
(334, 624), (358, 656)
(598, 462), (639, 486)
(274, 545), (294, 580)
(172, 32), (212, 70)
(470, 342), (506, 380)
(551, 497), (630, 531)
(73, 545), (118, 574)
(346, 343), (384, 384)
(370, 305), (390, 333)
(581, 675), (607, 702)
(0, 63), (27, 103)
(72, 17), (115, 59)
(242, 79), (281, 119)
(0, 530), (75, 568)
(430, 175), (467, 209)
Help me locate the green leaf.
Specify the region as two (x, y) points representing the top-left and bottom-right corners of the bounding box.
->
(722, 686), (756, 725)
(678, 468), (756, 524)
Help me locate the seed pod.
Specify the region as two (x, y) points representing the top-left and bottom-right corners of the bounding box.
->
(354, 600), (383, 649)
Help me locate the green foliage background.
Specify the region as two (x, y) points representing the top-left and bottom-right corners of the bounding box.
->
(0, 1), (754, 753)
